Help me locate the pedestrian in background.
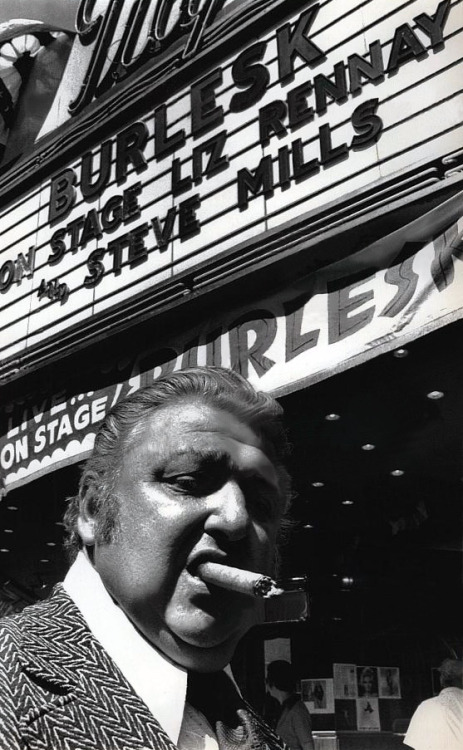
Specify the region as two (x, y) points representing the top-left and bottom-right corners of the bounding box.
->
(266, 660), (315, 750)
(404, 658), (463, 750)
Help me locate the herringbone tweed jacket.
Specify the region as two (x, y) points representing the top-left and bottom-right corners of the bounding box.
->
(0, 585), (287, 750)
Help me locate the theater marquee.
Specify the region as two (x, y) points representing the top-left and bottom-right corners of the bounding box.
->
(0, 0), (460, 367)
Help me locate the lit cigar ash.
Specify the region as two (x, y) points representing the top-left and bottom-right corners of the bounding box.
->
(197, 562), (283, 598)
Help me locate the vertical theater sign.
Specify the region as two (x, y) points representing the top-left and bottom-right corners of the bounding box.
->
(0, 0), (462, 490)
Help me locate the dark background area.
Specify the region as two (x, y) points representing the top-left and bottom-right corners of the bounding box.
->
(283, 319), (463, 638)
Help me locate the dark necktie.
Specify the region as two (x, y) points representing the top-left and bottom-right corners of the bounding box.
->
(186, 670), (286, 750)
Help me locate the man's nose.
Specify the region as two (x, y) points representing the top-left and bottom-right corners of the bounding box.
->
(204, 479), (250, 540)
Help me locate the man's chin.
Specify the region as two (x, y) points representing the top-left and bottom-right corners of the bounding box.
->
(159, 628), (242, 672)
(157, 611), (254, 672)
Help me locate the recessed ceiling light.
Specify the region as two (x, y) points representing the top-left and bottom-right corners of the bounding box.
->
(40, 559), (50, 563)
(342, 577), (354, 585)
(6, 506), (18, 511)
(342, 500), (354, 506)
(427, 390), (444, 400)
(311, 481), (324, 488)
(325, 413), (340, 421)
(393, 348), (408, 358)
(361, 443), (376, 451)
(303, 524), (314, 529)
(0, 548), (9, 553)
(391, 469), (405, 477)
(46, 542), (57, 547)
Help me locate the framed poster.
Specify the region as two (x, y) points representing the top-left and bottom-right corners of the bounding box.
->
(356, 697), (381, 732)
(301, 678), (335, 714)
(334, 663), (358, 699)
(264, 638), (291, 666)
(378, 667), (401, 698)
(357, 666), (379, 698)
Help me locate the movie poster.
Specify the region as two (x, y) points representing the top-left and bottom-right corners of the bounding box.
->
(334, 664), (358, 699)
(356, 698), (381, 732)
(301, 678), (335, 714)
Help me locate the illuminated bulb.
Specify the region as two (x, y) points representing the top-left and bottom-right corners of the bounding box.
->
(427, 390), (444, 400)
(4, 529), (13, 534)
(40, 559), (50, 563)
(311, 481), (324, 488)
(362, 443), (376, 451)
(303, 524), (314, 529)
(342, 577), (354, 585)
(6, 506), (18, 511)
(391, 469), (404, 477)
(0, 548), (9, 553)
(46, 542), (57, 547)
(325, 413), (340, 421)
(342, 500), (354, 506)
(393, 348), (408, 358)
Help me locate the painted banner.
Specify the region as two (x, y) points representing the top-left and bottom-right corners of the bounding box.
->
(1, 190), (462, 492)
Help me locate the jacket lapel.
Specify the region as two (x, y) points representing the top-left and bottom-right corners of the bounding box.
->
(18, 585), (178, 750)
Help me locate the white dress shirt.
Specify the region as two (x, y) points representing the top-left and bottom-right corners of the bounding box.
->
(404, 687), (463, 750)
(63, 551), (189, 745)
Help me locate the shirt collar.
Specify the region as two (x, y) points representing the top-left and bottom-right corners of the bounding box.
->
(63, 551), (188, 745)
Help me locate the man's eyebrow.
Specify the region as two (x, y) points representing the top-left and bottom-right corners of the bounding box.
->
(167, 446), (227, 461)
(158, 446), (229, 469)
(160, 447), (278, 487)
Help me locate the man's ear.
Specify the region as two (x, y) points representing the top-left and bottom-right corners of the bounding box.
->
(76, 471), (99, 546)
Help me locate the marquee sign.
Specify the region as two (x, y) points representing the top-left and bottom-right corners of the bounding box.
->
(50, 0), (225, 118)
(1, 190), (463, 491)
(0, 0), (461, 366)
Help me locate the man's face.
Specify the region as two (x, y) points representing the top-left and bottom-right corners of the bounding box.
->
(88, 399), (285, 671)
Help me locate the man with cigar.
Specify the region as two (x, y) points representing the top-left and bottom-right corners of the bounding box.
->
(0, 366), (291, 750)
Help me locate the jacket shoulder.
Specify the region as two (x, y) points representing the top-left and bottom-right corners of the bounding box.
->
(0, 587), (83, 750)
(0, 609), (27, 749)
(0, 591), (63, 681)
(0, 609), (23, 668)
(0, 587), (66, 642)
(0, 586), (83, 689)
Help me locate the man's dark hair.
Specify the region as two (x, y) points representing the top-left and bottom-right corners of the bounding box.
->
(63, 366), (291, 558)
(267, 660), (297, 693)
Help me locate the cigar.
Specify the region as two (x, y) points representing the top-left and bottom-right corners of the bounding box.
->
(197, 562), (283, 598)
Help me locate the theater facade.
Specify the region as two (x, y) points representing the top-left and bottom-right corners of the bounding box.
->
(0, 1), (462, 746)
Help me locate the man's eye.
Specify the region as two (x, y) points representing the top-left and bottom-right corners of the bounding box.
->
(253, 496), (278, 522)
(166, 472), (219, 495)
(247, 481), (280, 522)
(168, 474), (201, 492)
